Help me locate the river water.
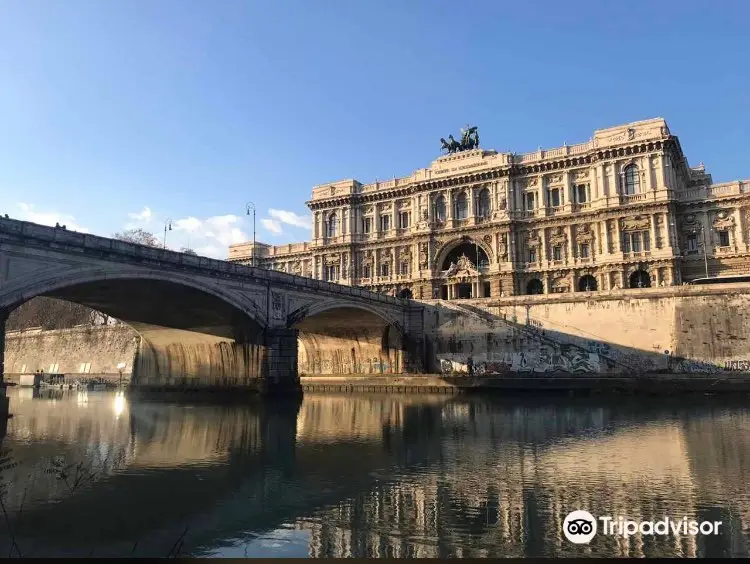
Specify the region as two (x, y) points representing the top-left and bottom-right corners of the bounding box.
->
(0, 387), (748, 558)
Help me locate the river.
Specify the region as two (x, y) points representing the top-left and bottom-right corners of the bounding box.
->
(0, 387), (748, 558)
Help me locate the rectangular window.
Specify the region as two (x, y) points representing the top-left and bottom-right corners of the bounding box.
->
(380, 215), (390, 232)
(362, 217), (372, 234)
(622, 234), (631, 253)
(362, 264), (371, 279)
(525, 192), (536, 210)
(325, 265), (339, 281)
(398, 212), (409, 229)
(719, 230), (730, 247)
(528, 248), (537, 263)
(579, 243), (590, 258)
(549, 188), (561, 208)
(380, 262), (390, 277)
(400, 261), (409, 275)
(642, 231), (650, 251)
(552, 245), (562, 261)
(632, 232), (642, 252)
(686, 234), (698, 252)
(576, 184), (588, 203)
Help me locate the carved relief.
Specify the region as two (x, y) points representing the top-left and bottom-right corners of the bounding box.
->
(547, 174), (563, 185)
(497, 233), (508, 260)
(621, 215), (650, 231)
(574, 169), (589, 181)
(363, 205), (373, 214)
(398, 247), (411, 260)
(271, 291), (285, 320)
(576, 223), (594, 242)
(419, 242), (428, 269)
(713, 210), (735, 231)
(324, 254), (340, 266)
(292, 260), (302, 275)
(525, 230), (541, 248)
(549, 226), (568, 246)
(551, 277), (569, 292)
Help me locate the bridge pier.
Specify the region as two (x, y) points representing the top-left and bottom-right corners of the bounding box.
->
(262, 327), (301, 395)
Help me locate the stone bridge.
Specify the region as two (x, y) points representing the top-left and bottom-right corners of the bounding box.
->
(0, 218), (426, 393)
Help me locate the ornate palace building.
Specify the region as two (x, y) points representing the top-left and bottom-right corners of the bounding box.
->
(228, 118), (750, 299)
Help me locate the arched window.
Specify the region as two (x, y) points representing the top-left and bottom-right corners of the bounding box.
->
(578, 274), (598, 292)
(434, 195), (446, 222)
(454, 192), (468, 220)
(326, 212), (337, 238)
(526, 279), (544, 295)
(624, 165), (640, 195)
(629, 269), (651, 288)
(477, 188), (491, 218)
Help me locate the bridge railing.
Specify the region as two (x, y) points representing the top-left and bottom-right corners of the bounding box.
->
(0, 217), (412, 307)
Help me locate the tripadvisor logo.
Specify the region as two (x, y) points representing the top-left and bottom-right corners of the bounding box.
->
(563, 510), (722, 544)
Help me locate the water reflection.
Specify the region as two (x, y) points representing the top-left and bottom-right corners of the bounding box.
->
(0, 389), (748, 557)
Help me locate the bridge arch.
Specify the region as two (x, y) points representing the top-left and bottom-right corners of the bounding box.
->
(0, 267), (266, 328)
(291, 300), (408, 376)
(1, 267), (270, 389)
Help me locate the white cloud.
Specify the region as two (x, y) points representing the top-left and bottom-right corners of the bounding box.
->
(268, 209), (312, 230)
(261, 218), (282, 234)
(174, 216), (201, 232)
(128, 206), (152, 223)
(16, 202), (89, 233)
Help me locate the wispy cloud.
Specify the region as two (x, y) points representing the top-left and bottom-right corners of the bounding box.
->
(16, 202), (89, 233)
(128, 206), (152, 223)
(268, 209), (312, 230)
(261, 218), (283, 234)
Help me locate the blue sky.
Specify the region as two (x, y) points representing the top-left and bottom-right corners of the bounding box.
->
(1, 0), (748, 257)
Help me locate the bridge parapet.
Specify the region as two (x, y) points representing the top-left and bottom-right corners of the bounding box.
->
(0, 217), (407, 306)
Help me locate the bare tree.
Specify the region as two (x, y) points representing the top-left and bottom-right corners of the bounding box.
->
(180, 247), (197, 255)
(112, 228), (159, 247)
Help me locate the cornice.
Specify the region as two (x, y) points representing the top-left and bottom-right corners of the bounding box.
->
(306, 139), (672, 212)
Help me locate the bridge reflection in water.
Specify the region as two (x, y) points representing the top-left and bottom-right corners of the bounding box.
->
(0, 389), (749, 558)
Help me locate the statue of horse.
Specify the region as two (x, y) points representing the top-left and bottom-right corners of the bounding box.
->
(440, 135), (462, 154)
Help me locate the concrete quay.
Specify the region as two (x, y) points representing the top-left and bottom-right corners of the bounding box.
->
(300, 373), (750, 395)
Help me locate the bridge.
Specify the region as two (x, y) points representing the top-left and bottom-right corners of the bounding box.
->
(0, 217), (425, 393)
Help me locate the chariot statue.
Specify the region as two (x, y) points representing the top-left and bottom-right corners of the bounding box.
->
(440, 125), (480, 154)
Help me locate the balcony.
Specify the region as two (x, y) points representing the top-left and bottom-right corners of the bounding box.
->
(573, 202), (591, 212)
(624, 250), (652, 259)
(619, 192), (649, 204)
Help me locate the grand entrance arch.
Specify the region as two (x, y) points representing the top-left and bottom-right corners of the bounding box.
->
(436, 239), (491, 299)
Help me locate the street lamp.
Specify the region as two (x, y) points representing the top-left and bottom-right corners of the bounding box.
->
(696, 224), (710, 279)
(163, 218), (172, 249)
(245, 202), (256, 267)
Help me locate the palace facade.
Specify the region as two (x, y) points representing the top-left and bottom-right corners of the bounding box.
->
(228, 118), (750, 299)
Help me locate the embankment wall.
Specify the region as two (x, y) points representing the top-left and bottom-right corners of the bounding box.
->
(4, 325), (139, 376)
(421, 283), (750, 375)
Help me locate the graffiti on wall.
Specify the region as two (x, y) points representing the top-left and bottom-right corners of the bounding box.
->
(439, 350), (601, 375)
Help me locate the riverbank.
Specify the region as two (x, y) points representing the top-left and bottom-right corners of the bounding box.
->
(299, 373), (750, 395)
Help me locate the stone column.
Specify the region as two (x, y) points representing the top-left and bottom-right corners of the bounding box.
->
(566, 225), (574, 264)
(392, 202), (397, 233)
(733, 207), (744, 249)
(540, 228), (547, 264)
(446, 190), (453, 220)
(614, 219), (622, 253)
(262, 327), (301, 395)
(469, 186), (476, 218)
(314, 212), (321, 239)
(643, 155), (652, 191)
(594, 164), (605, 198)
(656, 156), (667, 190)
(563, 171), (571, 209)
(650, 214), (659, 249)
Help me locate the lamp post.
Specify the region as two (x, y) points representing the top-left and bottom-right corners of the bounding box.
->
(245, 202), (256, 267)
(163, 218), (172, 249)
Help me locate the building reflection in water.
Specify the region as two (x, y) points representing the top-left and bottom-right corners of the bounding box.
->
(0, 389), (748, 558)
